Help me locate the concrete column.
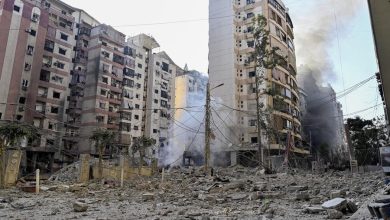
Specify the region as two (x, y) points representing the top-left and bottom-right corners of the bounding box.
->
(4, 150), (22, 187)
(79, 154), (90, 183)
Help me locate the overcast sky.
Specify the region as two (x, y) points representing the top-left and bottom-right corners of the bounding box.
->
(62, 0), (383, 120)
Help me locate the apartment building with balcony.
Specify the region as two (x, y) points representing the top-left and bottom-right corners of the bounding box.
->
(143, 51), (178, 156)
(0, 0), (79, 172)
(0, 0), (182, 170)
(368, 0), (390, 132)
(209, 0), (307, 165)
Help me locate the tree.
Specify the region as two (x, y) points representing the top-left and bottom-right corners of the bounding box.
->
(0, 122), (38, 188)
(89, 129), (116, 179)
(346, 116), (388, 165)
(131, 136), (156, 171)
(251, 15), (285, 166)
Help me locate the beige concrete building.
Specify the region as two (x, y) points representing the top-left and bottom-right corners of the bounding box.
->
(209, 0), (306, 165)
(368, 0), (390, 130)
(0, 0), (181, 171)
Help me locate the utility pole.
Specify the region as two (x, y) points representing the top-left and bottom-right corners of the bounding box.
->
(204, 83), (211, 174)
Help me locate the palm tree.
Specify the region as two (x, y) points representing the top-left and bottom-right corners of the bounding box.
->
(0, 122), (38, 188)
(131, 136), (156, 172)
(89, 129), (115, 179)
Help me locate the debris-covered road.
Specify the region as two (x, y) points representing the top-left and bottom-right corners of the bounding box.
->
(0, 167), (384, 219)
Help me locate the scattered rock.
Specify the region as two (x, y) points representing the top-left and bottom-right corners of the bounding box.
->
(142, 193), (155, 201)
(346, 200), (358, 213)
(295, 191), (310, 201)
(230, 193), (247, 201)
(322, 198), (347, 211)
(73, 201), (88, 212)
(327, 209), (343, 219)
(305, 206), (325, 214)
(288, 185), (308, 192)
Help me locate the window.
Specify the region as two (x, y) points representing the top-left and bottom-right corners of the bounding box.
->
(32, 13), (39, 22)
(153, 129), (158, 134)
(100, 89), (107, 96)
(137, 63), (142, 68)
(247, 41), (254, 48)
(19, 97), (26, 104)
(51, 106), (59, 114)
(29, 29), (36, 37)
(55, 62), (65, 69)
(249, 119), (256, 127)
(251, 137), (258, 144)
(247, 12), (254, 19)
(44, 40), (55, 52)
(22, 79), (29, 87)
(134, 115), (139, 120)
(154, 99), (158, 104)
(135, 104), (140, 109)
(60, 33), (68, 41)
(155, 89), (159, 94)
(27, 46), (34, 55)
(24, 63), (31, 71)
(13, 5), (20, 12)
(134, 126), (139, 131)
(113, 54), (124, 65)
(161, 62), (169, 72)
(161, 100), (167, 107)
(99, 102), (106, 109)
(58, 47), (67, 55)
(52, 75), (63, 84)
(249, 71), (256, 78)
(53, 91), (61, 99)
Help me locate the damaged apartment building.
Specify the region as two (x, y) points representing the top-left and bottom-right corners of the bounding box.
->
(0, 0), (180, 174)
(209, 0), (309, 168)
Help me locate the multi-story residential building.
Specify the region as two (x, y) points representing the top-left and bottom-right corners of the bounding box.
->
(63, 9), (99, 161)
(168, 69), (207, 166)
(0, 0), (78, 173)
(368, 0), (390, 133)
(0, 0), (181, 172)
(144, 51), (178, 157)
(209, 0), (306, 165)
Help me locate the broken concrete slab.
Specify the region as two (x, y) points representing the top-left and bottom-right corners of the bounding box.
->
(142, 193), (155, 201)
(322, 198), (347, 211)
(305, 206), (325, 214)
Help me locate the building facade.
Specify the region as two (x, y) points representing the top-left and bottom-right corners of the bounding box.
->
(209, 0), (306, 164)
(368, 0), (390, 133)
(0, 0), (180, 171)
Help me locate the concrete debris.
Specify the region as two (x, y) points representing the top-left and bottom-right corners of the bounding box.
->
(322, 198), (347, 211)
(305, 206), (325, 214)
(73, 201), (88, 212)
(327, 209), (343, 219)
(0, 166), (384, 219)
(295, 191), (310, 201)
(142, 193), (155, 201)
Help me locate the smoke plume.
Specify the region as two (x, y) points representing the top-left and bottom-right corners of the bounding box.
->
(295, 0), (364, 153)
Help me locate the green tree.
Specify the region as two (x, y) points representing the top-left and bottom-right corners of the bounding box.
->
(131, 136), (156, 171)
(0, 122), (38, 188)
(89, 129), (116, 179)
(347, 116), (388, 165)
(251, 15), (285, 165)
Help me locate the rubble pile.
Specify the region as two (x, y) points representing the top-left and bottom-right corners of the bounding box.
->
(48, 162), (81, 183)
(0, 166), (384, 219)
